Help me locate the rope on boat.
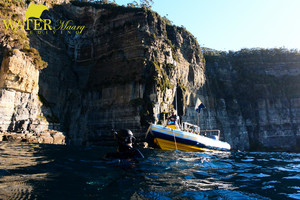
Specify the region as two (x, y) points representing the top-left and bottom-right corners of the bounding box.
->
(172, 129), (178, 151)
(173, 73), (178, 151)
(145, 124), (152, 139)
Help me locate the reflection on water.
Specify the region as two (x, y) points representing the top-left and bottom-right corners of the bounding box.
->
(0, 143), (51, 170)
(0, 143), (50, 199)
(0, 142), (300, 200)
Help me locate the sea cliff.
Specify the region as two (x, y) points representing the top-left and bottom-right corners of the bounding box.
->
(200, 48), (300, 151)
(0, 0), (205, 145)
(0, 0), (299, 151)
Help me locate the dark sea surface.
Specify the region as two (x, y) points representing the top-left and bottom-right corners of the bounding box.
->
(0, 142), (299, 200)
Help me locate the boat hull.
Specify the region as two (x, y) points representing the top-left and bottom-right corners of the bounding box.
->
(151, 124), (231, 152)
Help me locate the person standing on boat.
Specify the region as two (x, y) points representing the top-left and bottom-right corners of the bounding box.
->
(166, 110), (180, 129)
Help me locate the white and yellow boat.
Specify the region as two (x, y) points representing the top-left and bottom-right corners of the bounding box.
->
(149, 123), (231, 152)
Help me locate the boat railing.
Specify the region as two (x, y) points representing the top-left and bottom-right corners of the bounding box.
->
(198, 130), (221, 139)
(181, 122), (200, 133)
(181, 122), (221, 139)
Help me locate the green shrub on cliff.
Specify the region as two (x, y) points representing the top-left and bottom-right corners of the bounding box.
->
(162, 16), (172, 26)
(0, 0), (25, 8)
(71, 0), (144, 12)
(22, 47), (48, 70)
(178, 80), (186, 93)
(0, 1), (28, 49)
(72, 0), (153, 8)
(0, 0), (48, 70)
(204, 48), (300, 64)
(153, 61), (174, 92)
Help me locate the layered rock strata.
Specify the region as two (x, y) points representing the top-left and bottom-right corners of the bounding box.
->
(200, 49), (300, 151)
(0, 0), (65, 144)
(1, 1), (299, 151)
(28, 2), (205, 145)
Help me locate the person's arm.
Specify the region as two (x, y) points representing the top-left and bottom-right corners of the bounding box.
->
(165, 115), (170, 126)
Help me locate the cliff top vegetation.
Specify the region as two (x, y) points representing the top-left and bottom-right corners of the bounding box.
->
(71, 0), (153, 9)
(203, 47), (300, 64)
(0, 0), (47, 70)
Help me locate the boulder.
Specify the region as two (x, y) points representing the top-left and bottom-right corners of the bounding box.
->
(52, 132), (65, 144)
(41, 136), (53, 144)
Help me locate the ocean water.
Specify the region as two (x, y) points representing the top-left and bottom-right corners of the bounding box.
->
(0, 142), (299, 200)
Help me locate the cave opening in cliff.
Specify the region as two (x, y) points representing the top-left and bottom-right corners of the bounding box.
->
(174, 85), (184, 119)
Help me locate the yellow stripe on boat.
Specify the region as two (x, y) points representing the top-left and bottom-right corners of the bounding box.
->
(151, 124), (231, 152)
(166, 124), (177, 129)
(155, 138), (206, 152)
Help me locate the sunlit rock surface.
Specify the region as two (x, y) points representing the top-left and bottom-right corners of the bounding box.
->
(0, 1), (299, 151)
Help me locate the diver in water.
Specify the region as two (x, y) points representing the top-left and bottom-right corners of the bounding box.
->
(105, 129), (144, 160)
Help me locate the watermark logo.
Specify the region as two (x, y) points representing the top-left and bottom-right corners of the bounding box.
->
(25, 4), (48, 21)
(2, 3), (85, 34)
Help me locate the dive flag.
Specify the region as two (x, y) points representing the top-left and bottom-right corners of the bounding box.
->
(195, 98), (205, 113)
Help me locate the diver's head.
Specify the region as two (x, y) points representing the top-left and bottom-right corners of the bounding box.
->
(116, 129), (136, 150)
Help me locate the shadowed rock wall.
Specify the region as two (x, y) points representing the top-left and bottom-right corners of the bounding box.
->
(199, 49), (300, 151)
(28, 2), (205, 145)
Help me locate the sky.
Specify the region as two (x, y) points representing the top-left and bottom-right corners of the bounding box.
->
(115, 0), (300, 51)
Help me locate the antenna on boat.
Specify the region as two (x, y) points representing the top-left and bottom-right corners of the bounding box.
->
(175, 73), (178, 117)
(174, 72), (181, 130)
(173, 71), (179, 151)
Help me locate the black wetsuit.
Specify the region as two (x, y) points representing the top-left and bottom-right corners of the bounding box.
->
(104, 129), (144, 160)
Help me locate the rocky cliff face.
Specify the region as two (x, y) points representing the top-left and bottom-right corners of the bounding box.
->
(0, 49), (42, 132)
(5, 1), (205, 145)
(1, 1), (299, 151)
(0, 0), (65, 143)
(201, 49), (300, 151)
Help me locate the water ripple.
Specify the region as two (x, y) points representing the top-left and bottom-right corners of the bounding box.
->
(0, 143), (300, 199)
